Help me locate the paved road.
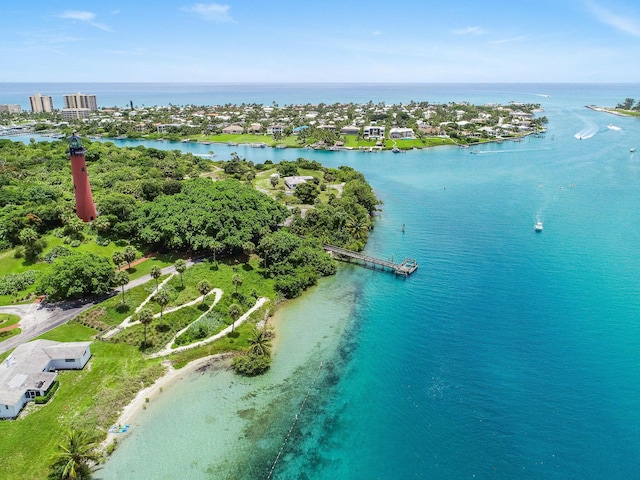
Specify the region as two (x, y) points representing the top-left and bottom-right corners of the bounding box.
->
(0, 261), (197, 355)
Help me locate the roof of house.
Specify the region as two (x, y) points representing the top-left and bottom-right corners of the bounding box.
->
(284, 176), (315, 188)
(0, 340), (91, 405)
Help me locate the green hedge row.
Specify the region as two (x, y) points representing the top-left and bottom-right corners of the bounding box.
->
(34, 380), (59, 404)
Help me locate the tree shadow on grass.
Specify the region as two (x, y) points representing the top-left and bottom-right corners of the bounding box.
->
(115, 304), (131, 314)
(126, 267), (138, 275)
(227, 331), (240, 339)
(197, 303), (209, 311)
(155, 324), (171, 333)
(241, 263), (254, 272)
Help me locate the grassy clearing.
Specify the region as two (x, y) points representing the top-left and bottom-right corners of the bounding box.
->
(169, 318), (258, 369)
(0, 313), (21, 328)
(76, 274), (171, 329)
(0, 313), (22, 341)
(0, 327), (21, 341)
(109, 258), (275, 352)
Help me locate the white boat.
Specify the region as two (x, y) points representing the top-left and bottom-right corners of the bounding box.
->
(631, 148), (636, 153)
(534, 221), (543, 232)
(607, 124), (621, 131)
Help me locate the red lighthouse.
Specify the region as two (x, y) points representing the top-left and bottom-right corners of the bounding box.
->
(67, 133), (97, 222)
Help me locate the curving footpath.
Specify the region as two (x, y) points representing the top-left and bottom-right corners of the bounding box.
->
(149, 297), (269, 359)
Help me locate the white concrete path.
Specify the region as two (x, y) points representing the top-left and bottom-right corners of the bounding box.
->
(149, 297), (268, 358)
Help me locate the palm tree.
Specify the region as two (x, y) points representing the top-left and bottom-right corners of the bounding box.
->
(138, 308), (153, 347)
(174, 259), (187, 287)
(113, 270), (129, 304)
(228, 303), (242, 333)
(112, 250), (125, 270)
(209, 240), (223, 263)
(242, 241), (255, 257)
(154, 288), (170, 327)
(248, 327), (272, 356)
(55, 428), (100, 480)
(123, 246), (137, 270)
(197, 280), (211, 305)
(232, 273), (243, 295)
(149, 265), (162, 292)
(346, 215), (370, 241)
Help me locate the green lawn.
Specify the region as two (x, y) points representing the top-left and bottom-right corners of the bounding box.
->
(0, 313), (21, 328)
(0, 327), (21, 342)
(0, 314), (22, 342)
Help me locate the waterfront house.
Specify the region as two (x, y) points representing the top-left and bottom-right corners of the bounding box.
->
(267, 124), (286, 136)
(363, 125), (385, 139)
(222, 125), (244, 135)
(0, 340), (92, 419)
(340, 126), (360, 136)
(388, 127), (416, 140)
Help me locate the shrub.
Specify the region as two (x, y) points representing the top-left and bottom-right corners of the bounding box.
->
(0, 270), (37, 295)
(174, 311), (226, 346)
(34, 380), (59, 404)
(94, 236), (111, 247)
(44, 245), (71, 264)
(232, 353), (272, 376)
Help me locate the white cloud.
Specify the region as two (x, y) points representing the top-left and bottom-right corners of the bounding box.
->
(182, 3), (233, 22)
(488, 35), (531, 45)
(452, 26), (486, 35)
(58, 10), (112, 32)
(585, 1), (640, 36)
(372, 30), (382, 36)
(60, 11), (96, 22)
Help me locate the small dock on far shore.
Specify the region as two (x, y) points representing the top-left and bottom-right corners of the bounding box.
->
(323, 244), (418, 276)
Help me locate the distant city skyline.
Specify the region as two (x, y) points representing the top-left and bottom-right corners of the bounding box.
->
(2, 1), (640, 83)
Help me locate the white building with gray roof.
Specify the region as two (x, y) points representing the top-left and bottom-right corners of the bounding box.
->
(0, 340), (91, 419)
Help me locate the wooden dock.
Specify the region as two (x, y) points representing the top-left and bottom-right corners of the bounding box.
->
(323, 244), (418, 276)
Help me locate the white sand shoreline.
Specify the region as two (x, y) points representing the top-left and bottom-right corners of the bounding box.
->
(101, 353), (233, 451)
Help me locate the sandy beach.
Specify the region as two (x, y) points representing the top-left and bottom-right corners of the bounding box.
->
(101, 353), (233, 450)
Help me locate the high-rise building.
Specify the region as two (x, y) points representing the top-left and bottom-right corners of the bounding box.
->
(0, 104), (21, 113)
(29, 93), (54, 113)
(64, 92), (98, 111)
(61, 108), (91, 121)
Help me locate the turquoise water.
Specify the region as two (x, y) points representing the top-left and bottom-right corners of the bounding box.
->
(10, 84), (640, 478)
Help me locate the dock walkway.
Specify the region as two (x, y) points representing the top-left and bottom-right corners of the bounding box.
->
(323, 244), (418, 276)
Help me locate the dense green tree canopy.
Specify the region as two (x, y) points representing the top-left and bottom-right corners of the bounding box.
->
(136, 178), (288, 253)
(37, 252), (115, 300)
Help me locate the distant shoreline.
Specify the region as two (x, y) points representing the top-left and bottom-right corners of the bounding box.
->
(585, 105), (633, 117)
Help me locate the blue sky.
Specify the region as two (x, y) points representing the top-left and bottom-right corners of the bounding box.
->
(2, 0), (640, 82)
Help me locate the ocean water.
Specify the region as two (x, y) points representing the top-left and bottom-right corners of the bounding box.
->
(6, 84), (640, 478)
